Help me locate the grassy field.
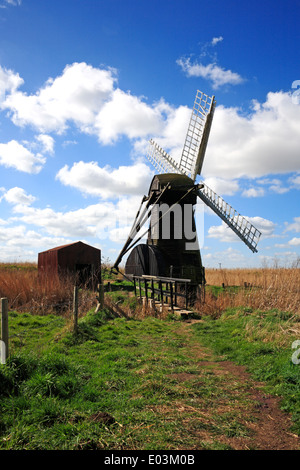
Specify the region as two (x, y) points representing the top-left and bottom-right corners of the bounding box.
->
(0, 263), (299, 450)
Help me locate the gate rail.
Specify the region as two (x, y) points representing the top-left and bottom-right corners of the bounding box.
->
(132, 275), (192, 310)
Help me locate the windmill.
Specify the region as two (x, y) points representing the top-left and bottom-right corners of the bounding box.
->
(113, 90), (261, 303)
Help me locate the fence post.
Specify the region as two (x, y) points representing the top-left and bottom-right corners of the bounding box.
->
(1, 298), (8, 362)
(133, 277), (136, 297)
(95, 283), (105, 314)
(151, 279), (154, 299)
(144, 279), (148, 304)
(185, 282), (188, 309)
(159, 280), (164, 307)
(170, 282), (174, 311)
(73, 286), (78, 334)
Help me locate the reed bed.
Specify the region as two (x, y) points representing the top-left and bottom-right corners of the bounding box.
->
(0, 262), (300, 319)
(199, 267), (300, 318)
(0, 263), (95, 316)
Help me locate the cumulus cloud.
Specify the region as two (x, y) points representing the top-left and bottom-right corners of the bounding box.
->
(0, 62), (190, 152)
(203, 177), (239, 196)
(208, 216), (276, 244)
(211, 36), (223, 46)
(203, 246), (250, 268)
(0, 65), (23, 100)
(94, 89), (163, 144)
(0, 140), (46, 173)
(256, 177), (290, 194)
(8, 190), (141, 243)
(56, 160), (153, 199)
(202, 91), (300, 180)
(2, 62), (117, 133)
(1, 62), (300, 193)
(289, 174), (300, 189)
(177, 57), (244, 89)
(288, 237), (300, 246)
(35, 134), (55, 154)
(3, 0), (22, 6)
(177, 36), (244, 89)
(242, 187), (265, 198)
(285, 217), (300, 233)
(3, 187), (36, 205)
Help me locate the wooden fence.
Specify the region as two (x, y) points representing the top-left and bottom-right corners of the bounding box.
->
(132, 275), (193, 310)
(1, 297), (8, 363)
(0, 283), (105, 362)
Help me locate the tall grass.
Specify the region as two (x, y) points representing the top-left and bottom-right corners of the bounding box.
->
(0, 263), (95, 316)
(198, 267), (300, 318)
(1, 262), (300, 319)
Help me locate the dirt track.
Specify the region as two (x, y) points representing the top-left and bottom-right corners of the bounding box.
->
(172, 321), (300, 450)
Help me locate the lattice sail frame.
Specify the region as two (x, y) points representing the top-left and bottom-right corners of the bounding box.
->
(197, 183), (261, 253)
(146, 139), (184, 176)
(145, 90), (262, 253)
(179, 90), (216, 181)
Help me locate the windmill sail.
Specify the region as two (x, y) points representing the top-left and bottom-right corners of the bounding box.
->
(197, 183), (261, 253)
(146, 139), (184, 175)
(146, 91), (216, 181)
(179, 91), (216, 181)
(144, 90), (261, 253)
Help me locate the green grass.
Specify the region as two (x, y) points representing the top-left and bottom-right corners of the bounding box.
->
(1, 300), (299, 450)
(0, 308), (258, 450)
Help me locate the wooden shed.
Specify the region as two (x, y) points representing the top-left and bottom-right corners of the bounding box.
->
(38, 241), (101, 287)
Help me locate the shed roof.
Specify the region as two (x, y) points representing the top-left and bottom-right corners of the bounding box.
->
(38, 241), (100, 254)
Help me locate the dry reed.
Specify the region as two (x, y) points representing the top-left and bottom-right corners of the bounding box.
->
(197, 267), (300, 318)
(1, 263), (300, 319)
(0, 263), (96, 316)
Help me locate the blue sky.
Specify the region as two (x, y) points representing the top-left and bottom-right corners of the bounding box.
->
(0, 0), (299, 268)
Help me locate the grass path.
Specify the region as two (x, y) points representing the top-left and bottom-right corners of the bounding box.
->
(1, 312), (299, 450)
(171, 320), (299, 450)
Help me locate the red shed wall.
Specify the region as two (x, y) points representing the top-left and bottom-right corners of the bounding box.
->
(38, 242), (101, 285)
(38, 250), (58, 276)
(57, 243), (100, 271)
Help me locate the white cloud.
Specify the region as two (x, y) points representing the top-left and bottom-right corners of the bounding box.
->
(2, 62), (300, 192)
(208, 216), (276, 244)
(285, 217), (300, 233)
(289, 174), (300, 189)
(203, 177), (239, 196)
(0, 223), (75, 261)
(177, 57), (244, 89)
(56, 160), (153, 199)
(203, 246), (252, 268)
(247, 216), (277, 238)
(4, 0), (22, 5)
(35, 134), (54, 154)
(288, 237), (300, 246)
(211, 36), (223, 46)
(2, 62), (117, 133)
(0, 62), (191, 152)
(242, 187), (265, 198)
(269, 184), (289, 194)
(255, 178), (290, 194)
(3, 187), (36, 205)
(9, 192), (141, 243)
(0, 65), (23, 101)
(94, 89), (163, 144)
(207, 222), (239, 243)
(202, 91), (300, 180)
(0, 140), (46, 173)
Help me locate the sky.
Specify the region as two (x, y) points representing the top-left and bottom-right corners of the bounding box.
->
(0, 0), (299, 269)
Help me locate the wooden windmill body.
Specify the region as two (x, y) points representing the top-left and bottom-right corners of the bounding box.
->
(113, 90), (261, 303)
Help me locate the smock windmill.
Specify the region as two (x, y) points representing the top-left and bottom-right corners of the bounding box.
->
(113, 90), (261, 302)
